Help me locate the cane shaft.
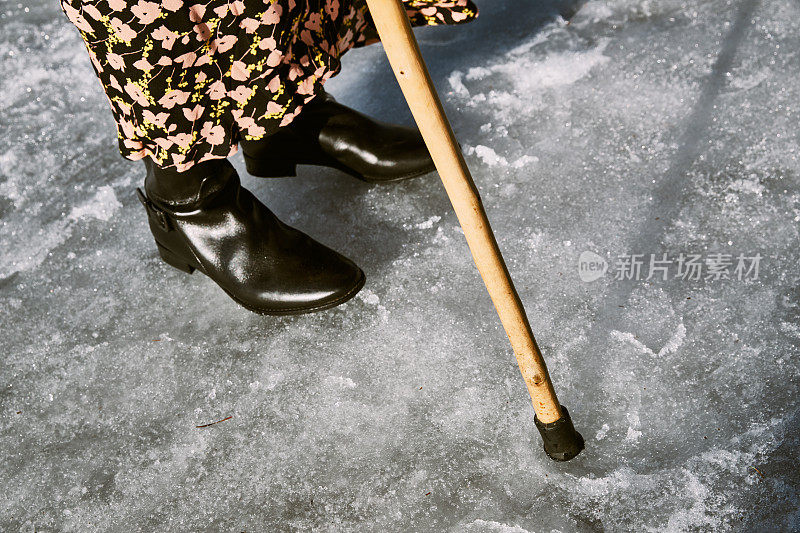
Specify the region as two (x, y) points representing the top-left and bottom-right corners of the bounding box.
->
(365, 0), (562, 423)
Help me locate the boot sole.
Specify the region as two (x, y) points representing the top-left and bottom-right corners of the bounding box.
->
(156, 242), (366, 316)
(243, 152), (436, 184)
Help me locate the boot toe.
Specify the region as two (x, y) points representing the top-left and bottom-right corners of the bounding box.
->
(237, 241), (366, 316)
(357, 132), (436, 183)
(275, 265), (365, 314)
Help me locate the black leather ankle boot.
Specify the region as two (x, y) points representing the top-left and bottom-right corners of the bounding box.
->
(239, 91), (436, 183)
(137, 158), (365, 315)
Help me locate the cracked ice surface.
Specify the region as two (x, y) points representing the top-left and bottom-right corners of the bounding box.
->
(2, 0), (800, 531)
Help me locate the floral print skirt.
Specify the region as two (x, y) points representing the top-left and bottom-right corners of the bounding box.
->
(60, 0), (477, 171)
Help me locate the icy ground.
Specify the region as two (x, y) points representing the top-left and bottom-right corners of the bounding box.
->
(2, 0), (800, 530)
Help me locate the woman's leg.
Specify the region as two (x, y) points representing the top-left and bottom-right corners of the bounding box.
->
(239, 89), (437, 183)
(60, 0), (476, 313)
(139, 157), (365, 315)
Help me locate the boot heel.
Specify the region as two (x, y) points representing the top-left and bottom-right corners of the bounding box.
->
(156, 243), (195, 274)
(243, 152), (297, 178)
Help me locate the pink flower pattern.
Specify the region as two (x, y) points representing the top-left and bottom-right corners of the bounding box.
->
(60, 0), (477, 172)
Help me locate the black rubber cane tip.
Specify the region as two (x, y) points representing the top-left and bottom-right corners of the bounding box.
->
(534, 405), (585, 462)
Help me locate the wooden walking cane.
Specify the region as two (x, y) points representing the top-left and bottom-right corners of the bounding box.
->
(365, 0), (584, 461)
